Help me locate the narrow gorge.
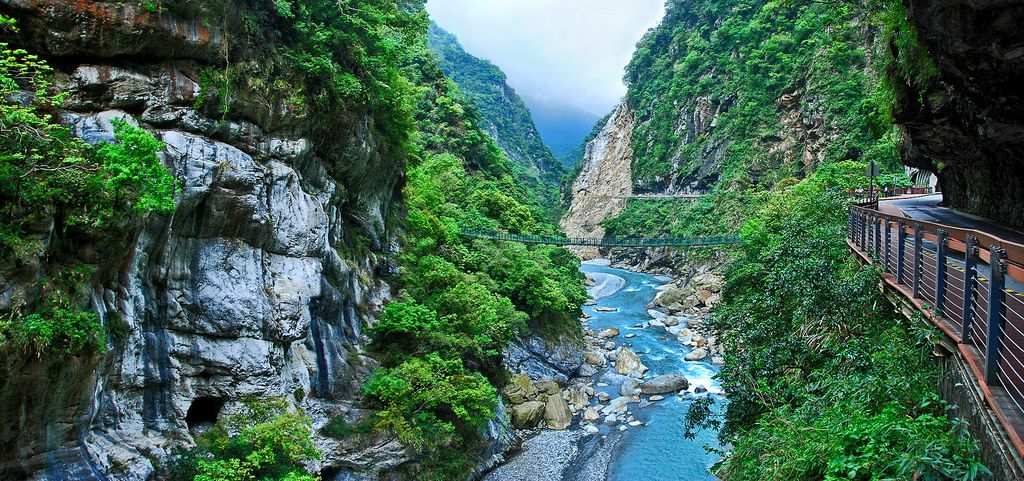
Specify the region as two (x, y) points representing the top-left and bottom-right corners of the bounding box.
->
(1, 1), (1022, 481)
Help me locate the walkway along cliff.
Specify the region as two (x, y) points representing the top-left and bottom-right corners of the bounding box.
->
(849, 204), (1024, 479)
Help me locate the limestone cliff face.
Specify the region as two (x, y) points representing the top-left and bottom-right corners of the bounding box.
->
(560, 103), (635, 258)
(0, 2), (408, 479)
(896, 0), (1024, 227)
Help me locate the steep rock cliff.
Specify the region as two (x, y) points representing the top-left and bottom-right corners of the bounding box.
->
(560, 103), (635, 259)
(0, 2), (405, 479)
(560, 0), (902, 272)
(895, 0), (1024, 227)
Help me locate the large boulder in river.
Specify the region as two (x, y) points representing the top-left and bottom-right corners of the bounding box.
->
(654, 286), (693, 307)
(620, 378), (641, 396)
(510, 401), (546, 429)
(647, 309), (668, 319)
(615, 347), (648, 378)
(544, 395), (573, 430)
(598, 327), (620, 338)
(684, 347), (709, 362)
(640, 374), (689, 394)
(567, 389), (590, 410)
(534, 380), (561, 397)
(691, 273), (723, 293)
(503, 333), (584, 383)
(584, 351), (606, 366)
(602, 396), (635, 414)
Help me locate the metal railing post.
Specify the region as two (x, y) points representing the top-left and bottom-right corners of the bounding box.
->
(848, 209), (854, 240)
(984, 246), (1008, 385)
(913, 223), (923, 299)
(860, 210), (867, 248)
(897, 220), (907, 284)
(874, 214), (881, 257)
(884, 220), (891, 273)
(962, 235), (978, 342)
(936, 230), (948, 313)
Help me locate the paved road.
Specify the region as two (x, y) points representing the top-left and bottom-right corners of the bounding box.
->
(878, 194), (1024, 292)
(882, 194), (1024, 244)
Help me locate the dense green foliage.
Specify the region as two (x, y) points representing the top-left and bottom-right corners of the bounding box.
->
(0, 18), (177, 357)
(361, 49), (586, 476)
(601, 0), (917, 239)
(685, 164), (988, 480)
(625, 0), (900, 185)
(428, 23), (563, 216)
(363, 353), (497, 448)
(167, 398), (319, 481)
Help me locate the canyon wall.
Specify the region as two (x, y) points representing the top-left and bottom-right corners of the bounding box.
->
(896, 0), (1024, 227)
(0, 2), (406, 479)
(560, 103), (635, 259)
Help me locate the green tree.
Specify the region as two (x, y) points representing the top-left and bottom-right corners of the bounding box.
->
(96, 120), (177, 214)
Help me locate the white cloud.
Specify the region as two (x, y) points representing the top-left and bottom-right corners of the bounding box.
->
(426, 0), (665, 116)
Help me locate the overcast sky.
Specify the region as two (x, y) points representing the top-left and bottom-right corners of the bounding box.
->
(426, 0), (666, 117)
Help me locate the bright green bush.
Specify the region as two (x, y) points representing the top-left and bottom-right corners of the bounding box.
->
(5, 308), (103, 357)
(96, 120), (177, 214)
(167, 398), (320, 481)
(363, 353), (496, 448)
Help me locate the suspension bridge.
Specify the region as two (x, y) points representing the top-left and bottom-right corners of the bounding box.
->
(459, 229), (741, 247)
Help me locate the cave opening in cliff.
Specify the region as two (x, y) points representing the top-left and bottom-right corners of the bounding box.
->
(185, 396), (226, 430)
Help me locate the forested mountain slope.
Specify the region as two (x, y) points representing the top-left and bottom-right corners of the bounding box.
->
(566, 0), (911, 242)
(429, 23), (564, 212)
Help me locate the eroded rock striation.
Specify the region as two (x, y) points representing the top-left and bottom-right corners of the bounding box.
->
(560, 103), (636, 259)
(0, 3), (406, 479)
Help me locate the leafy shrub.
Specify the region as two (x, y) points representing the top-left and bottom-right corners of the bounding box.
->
(3, 308), (103, 357)
(166, 398), (319, 481)
(363, 353), (496, 449)
(320, 414), (371, 440)
(97, 119), (177, 214)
